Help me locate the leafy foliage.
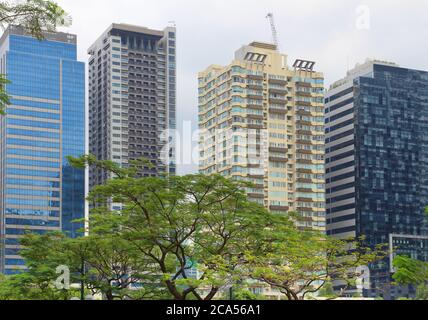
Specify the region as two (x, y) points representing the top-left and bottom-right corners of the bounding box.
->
(391, 207), (428, 295)
(317, 282), (337, 299)
(0, 74), (9, 114)
(416, 284), (428, 300)
(0, 0), (71, 39)
(70, 155), (274, 300)
(0, 156), (389, 300)
(0, 233), (78, 300)
(393, 255), (428, 286)
(244, 221), (387, 300)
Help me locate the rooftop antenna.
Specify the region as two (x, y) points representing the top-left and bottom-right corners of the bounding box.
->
(266, 13), (280, 52)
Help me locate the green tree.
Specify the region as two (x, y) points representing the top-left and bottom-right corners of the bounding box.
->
(318, 281), (337, 299)
(0, 231), (171, 300)
(416, 284), (428, 300)
(244, 220), (387, 300)
(392, 207), (428, 299)
(0, 0), (70, 38)
(1, 155), (389, 301)
(0, 75), (9, 114)
(233, 289), (266, 301)
(68, 155), (273, 300)
(61, 234), (171, 300)
(393, 255), (428, 286)
(0, 233), (78, 300)
(0, 0), (71, 113)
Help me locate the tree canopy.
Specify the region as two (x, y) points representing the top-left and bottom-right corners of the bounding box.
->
(393, 255), (428, 287)
(0, 0), (71, 39)
(0, 155), (388, 300)
(244, 222), (386, 300)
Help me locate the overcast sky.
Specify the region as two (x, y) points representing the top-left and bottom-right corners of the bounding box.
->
(55, 0), (428, 174)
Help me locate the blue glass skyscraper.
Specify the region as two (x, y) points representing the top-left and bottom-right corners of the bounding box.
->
(325, 60), (428, 299)
(0, 25), (85, 275)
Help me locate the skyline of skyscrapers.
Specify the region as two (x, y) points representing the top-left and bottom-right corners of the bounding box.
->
(0, 25), (85, 275)
(0, 21), (426, 301)
(325, 60), (428, 299)
(198, 42), (326, 232)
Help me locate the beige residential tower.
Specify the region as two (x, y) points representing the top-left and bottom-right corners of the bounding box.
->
(198, 42), (326, 231)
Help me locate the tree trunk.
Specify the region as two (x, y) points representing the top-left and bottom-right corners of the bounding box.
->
(165, 280), (184, 300)
(204, 287), (219, 301)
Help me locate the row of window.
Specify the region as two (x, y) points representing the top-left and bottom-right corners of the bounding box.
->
(6, 168), (60, 178)
(6, 198), (60, 207)
(326, 161), (355, 174)
(10, 98), (59, 110)
(6, 178), (60, 188)
(6, 158), (60, 168)
(7, 108), (60, 120)
(6, 189), (60, 198)
(7, 128), (60, 139)
(5, 208), (60, 217)
(7, 149), (60, 159)
(7, 118), (60, 130)
(7, 138), (60, 149)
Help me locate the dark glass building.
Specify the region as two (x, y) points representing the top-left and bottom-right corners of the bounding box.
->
(325, 60), (428, 299)
(88, 24), (176, 191)
(0, 25), (85, 275)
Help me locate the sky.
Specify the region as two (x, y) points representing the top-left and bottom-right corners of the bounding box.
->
(55, 0), (428, 174)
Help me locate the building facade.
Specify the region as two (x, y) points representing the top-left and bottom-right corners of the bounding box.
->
(325, 60), (428, 298)
(198, 42), (326, 232)
(88, 24), (176, 189)
(0, 25), (85, 274)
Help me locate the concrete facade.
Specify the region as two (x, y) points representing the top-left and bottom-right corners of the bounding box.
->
(198, 42), (326, 231)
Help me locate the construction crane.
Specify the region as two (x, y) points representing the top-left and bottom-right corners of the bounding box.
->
(266, 13), (280, 52)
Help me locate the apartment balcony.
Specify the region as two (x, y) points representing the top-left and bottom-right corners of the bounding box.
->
(247, 144), (262, 150)
(247, 163), (263, 169)
(247, 104), (264, 110)
(269, 157), (288, 163)
(297, 207), (317, 213)
(295, 100), (314, 107)
(247, 94), (264, 100)
(295, 89), (314, 97)
(269, 97), (287, 104)
(247, 84), (264, 91)
(269, 106), (288, 114)
(246, 124), (264, 130)
(248, 193), (265, 199)
(296, 139), (317, 145)
(269, 147), (288, 153)
(269, 205), (289, 212)
(247, 114), (264, 120)
(296, 159), (317, 165)
(296, 129), (313, 135)
(247, 74), (264, 81)
(295, 109), (313, 116)
(269, 88), (288, 95)
(248, 174), (264, 179)
(295, 81), (313, 88)
(296, 178), (314, 183)
(296, 197), (314, 202)
(268, 78), (287, 86)
(297, 149), (316, 155)
(296, 188), (315, 193)
(296, 120), (313, 126)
